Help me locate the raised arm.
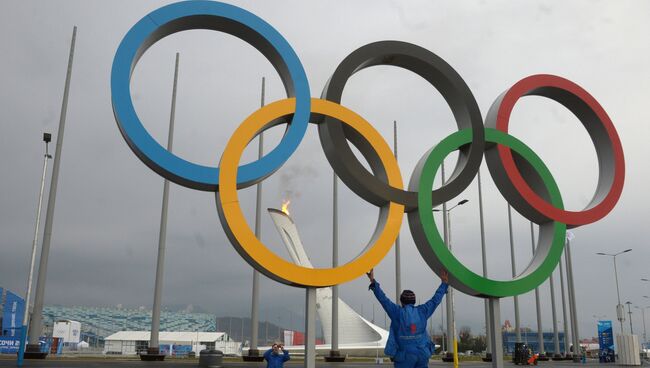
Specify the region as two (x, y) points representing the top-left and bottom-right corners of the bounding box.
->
(367, 269), (399, 318)
(282, 348), (290, 362)
(419, 270), (449, 318)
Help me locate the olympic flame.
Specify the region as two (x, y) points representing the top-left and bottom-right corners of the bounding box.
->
(281, 200), (291, 216)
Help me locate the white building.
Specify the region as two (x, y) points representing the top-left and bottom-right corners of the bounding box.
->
(103, 331), (239, 356)
(52, 320), (81, 344)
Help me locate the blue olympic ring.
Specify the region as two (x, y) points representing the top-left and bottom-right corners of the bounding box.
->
(111, 0), (310, 191)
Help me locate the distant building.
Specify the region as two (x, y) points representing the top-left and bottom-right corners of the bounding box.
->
(502, 331), (566, 354)
(42, 305), (216, 341)
(104, 331), (238, 356)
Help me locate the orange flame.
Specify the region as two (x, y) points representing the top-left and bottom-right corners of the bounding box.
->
(281, 200), (291, 216)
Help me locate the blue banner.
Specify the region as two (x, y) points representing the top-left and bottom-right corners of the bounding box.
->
(172, 344), (193, 357)
(0, 336), (20, 354)
(2, 291), (24, 338)
(598, 320), (615, 363)
(159, 344), (172, 355)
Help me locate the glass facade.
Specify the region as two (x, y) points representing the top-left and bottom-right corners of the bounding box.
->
(503, 332), (566, 354)
(42, 305), (216, 339)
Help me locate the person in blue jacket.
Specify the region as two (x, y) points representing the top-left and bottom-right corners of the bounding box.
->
(263, 342), (290, 368)
(367, 268), (448, 368)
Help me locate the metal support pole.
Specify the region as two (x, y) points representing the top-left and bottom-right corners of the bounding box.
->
(530, 223), (544, 354)
(27, 26), (76, 354)
(565, 250), (576, 358)
(559, 253), (570, 355)
(265, 317), (269, 345)
(642, 308), (647, 344)
(507, 205), (521, 343)
(248, 77), (265, 359)
(149, 52), (179, 356)
(478, 170), (492, 357)
(394, 121), (401, 302)
(441, 298), (446, 352)
(17, 137), (52, 366)
(329, 171), (340, 358)
(304, 288), (316, 368)
(441, 162), (454, 354)
(448, 210), (458, 366)
(627, 303), (634, 334)
(565, 240), (580, 362)
(550, 269), (560, 357)
(488, 298), (504, 368)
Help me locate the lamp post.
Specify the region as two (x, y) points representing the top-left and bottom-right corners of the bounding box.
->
(433, 198), (468, 363)
(596, 249), (632, 334)
(17, 133), (53, 366)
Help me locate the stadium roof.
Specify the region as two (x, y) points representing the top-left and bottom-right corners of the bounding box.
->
(105, 331), (227, 343)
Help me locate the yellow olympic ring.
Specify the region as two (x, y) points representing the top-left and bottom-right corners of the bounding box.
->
(217, 98), (405, 287)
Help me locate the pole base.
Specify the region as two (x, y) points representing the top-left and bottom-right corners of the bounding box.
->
(242, 349), (265, 362)
(482, 352), (493, 362)
(537, 354), (550, 361)
(552, 354), (564, 360)
(139, 347), (166, 361)
(442, 352), (455, 362)
(324, 350), (346, 362)
(24, 344), (48, 359)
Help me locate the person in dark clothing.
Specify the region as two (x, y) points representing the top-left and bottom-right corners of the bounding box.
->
(263, 342), (290, 368)
(367, 268), (448, 368)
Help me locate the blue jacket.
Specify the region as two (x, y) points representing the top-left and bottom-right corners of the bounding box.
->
(263, 348), (290, 368)
(370, 280), (448, 359)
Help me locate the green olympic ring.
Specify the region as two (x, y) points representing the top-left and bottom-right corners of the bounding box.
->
(409, 128), (566, 297)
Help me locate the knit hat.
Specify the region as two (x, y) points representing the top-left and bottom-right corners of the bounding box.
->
(400, 290), (416, 305)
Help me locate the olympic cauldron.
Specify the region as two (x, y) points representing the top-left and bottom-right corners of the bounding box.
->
(111, 0), (624, 298)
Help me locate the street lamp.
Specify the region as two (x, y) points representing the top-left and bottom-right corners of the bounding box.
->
(17, 133), (53, 365)
(433, 198), (468, 362)
(596, 249), (632, 334)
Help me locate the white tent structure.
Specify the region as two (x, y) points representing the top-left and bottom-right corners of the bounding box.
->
(103, 331), (239, 356)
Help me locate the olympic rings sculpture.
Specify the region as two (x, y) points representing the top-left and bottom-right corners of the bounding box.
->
(111, 0), (625, 297)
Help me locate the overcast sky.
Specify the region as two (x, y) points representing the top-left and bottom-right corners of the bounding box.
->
(1, 0), (649, 340)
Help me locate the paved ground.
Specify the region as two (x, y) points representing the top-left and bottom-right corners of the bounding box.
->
(0, 357), (640, 367)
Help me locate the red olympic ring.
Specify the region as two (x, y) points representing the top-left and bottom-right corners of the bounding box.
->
(492, 74), (625, 227)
